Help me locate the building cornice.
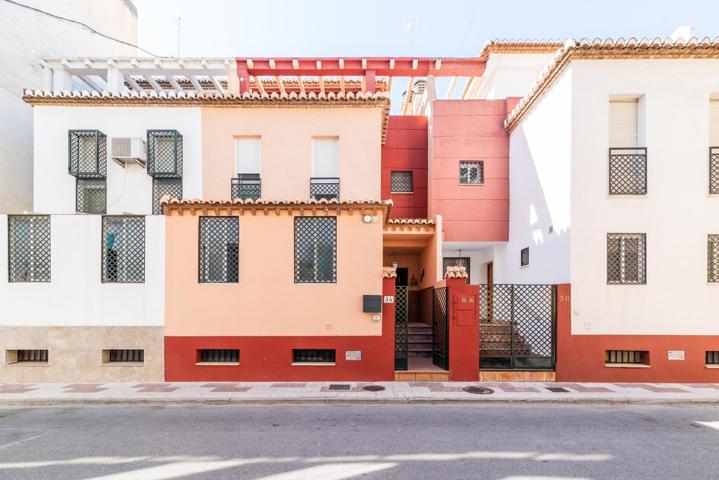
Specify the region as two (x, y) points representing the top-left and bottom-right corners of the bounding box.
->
(478, 39), (564, 59)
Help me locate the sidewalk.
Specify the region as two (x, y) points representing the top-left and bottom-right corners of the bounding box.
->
(1, 381), (719, 405)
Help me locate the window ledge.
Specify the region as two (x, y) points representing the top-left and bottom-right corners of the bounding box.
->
(5, 362), (49, 367)
(604, 363), (650, 369)
(102, 362), (145, 367)
(390, 191), (414, 195)
(195, 362), (240, 366)
(705, 364), (719, 369)
(458, 183), (484, 186)
(291, 362), (336, 367)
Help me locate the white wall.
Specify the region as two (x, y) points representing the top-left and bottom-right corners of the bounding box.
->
(476, 53), (557, 100)
(0, 0), (137, 213)
(570, 59), (719, 335)
(33, 106), (202, 214)
(497, 67), (573, 284)
(0, 214), (164, 327)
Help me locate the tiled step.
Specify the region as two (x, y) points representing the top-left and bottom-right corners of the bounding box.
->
(408, 351), (432, 358)
(408, 334), (433, 342)
(408, 328), (432, 335)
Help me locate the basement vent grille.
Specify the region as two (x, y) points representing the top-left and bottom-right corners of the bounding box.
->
(292, 349), (336, 364)
(199, 349), (239, 363)
(605, 350), (648, 365)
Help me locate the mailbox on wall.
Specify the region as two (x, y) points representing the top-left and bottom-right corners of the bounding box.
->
(362, 295), (382, 313)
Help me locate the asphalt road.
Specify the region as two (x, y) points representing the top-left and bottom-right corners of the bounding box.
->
(0, 404), (718, 479)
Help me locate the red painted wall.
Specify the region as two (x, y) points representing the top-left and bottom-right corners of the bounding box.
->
(430, 99), (511, 242)
(165, 278), (397, 382)
(556, 284), (719, 382)
(381, 116), (428, 218)
(447, 277), (480, 381)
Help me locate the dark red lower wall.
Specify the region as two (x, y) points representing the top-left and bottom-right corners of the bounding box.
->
(556, 284), (719, 382)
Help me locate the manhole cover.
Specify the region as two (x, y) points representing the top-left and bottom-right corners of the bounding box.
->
(328, 384), (351, 391)
(546, 387), (569, 393)
(463, 386), (494, 395)
(362, 385), (385, 392)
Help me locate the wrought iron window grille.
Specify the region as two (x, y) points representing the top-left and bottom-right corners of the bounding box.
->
(459, 161), (484, 184)
(390, 171), (413, 193)
(76, 178), (107, 214)
(607, 233), (646, 284)
(605, 350), (648, 365)
(68, 130), (107, 178)
(102, 216), (146, 283)
(199, 349), (239, 363)
(708, 234), (719, 283)
(198, 217), (239, 283)
(147, 130), (183, 178)
(294, 217), (337, 283)
(310, 177), (340, 200)
(520, 247), (530, 267)
(152, 178), (182, 214)
(609, 147), (647, 195)
(292, 349), (336, 363)
(231, 174), (261, 201)
(108, 349), (144, 363)
(711, 147), (719, 195)
(8, 215), (51, 283)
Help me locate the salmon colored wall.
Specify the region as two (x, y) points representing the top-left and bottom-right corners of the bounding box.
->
(556, 284), (719, 382)
(164, 276), (398, 381)
(201, 107), (384, 201)
(381, 116), (428, 218)
(430, 100), (510, 242)
(165, 211), (384, 337)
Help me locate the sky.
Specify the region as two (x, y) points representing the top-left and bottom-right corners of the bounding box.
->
(132, 0), (717, 59)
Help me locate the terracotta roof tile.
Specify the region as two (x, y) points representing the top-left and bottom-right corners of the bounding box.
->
(478, 39), (564, 59)
(382, 266), (398, 279)
(445, 266), (469, 279)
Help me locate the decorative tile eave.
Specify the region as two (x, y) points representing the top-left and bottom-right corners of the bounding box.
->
(161, 197), (393, 220)
(383, 218), (435, 233)
(478, 39), (565, 59)
(505, 36), (719, 133)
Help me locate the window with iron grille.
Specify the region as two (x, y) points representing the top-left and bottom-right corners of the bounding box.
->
(709, 234), (719, 283)
(152, 178), (182, 214)
(76, 178), (106, 214)
(711, 147), (719, 195)
(292, 349), (336, 363)
(198, 349), (239, 363)
(231, 174), (261, 201)
(310, 177), (340, 200)
(607, 233), (646, 284)
(459, 161), (484, 184)
(15, 350), (48, 363)
(68, 130), (106, 178)
(520, 247), (530, 267)
(199, 217), (239, 283)
(706, 351), (719, 365)
(605, 350), (649, 365)
(106, 349), (144, 363)
(390, 171), (413, 193)
(8, 215), (50, 283)
(147, 130), (183, 178)
(102, 216), (145, 283)
(443, 257), (470, 283)
(609, 148), (647, 195)
(294, 217), (336, 283)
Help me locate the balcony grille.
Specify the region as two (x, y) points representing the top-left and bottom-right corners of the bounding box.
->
(8, 215), (51, 283)
(390, 171), (413, 192)
(76, 178), (106, 214)
(292, 349), (336, 363)
(607, 233), (646, 284)
(102, 216), (145, 283)
(709, 234), (719, 283)
(443, 257), (470, 283)
(17, 350), (48, 363)
(459, 161), (484, 184)
(147, 130), (183, 178)
(231, 174), (261, 201)
(199, 217), (239, 283)
(108, 349), (144, 363)
(69, 130), (106, 178)
(605, 350), (647, 365)
(310, 177), (340, 200)
(294, 217), (336, 283)
(152, 178), (182, 214)
(711, 147), (719, 195)
(706, 351), (719, 365)
(609, 147), (647, 195)
(199, 349), (239, 363)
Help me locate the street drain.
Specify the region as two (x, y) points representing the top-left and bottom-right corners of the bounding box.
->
(329, 384), (351, 391)
(546, 387), (569, 393)
(463, 386), (494, 395)
(362, 385), (385, 392)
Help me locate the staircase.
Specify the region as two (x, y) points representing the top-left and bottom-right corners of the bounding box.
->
(408, 322), (433, 358)
(480, 320), (533, 357)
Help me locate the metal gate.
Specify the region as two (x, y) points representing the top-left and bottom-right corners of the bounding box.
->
(394, 285), (409, 370)
(432, 287), (449, 370)
(479, 284), (556, 370)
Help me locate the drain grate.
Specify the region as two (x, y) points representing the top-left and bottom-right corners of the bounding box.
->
(546, 387), (569, 393)
(362, 385), (385, 392)
(328, 384), (351, 391)
(463, 386), (494, 395)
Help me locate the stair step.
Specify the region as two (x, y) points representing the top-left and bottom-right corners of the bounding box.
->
(408, 351), (432, 358)
(408, 328), (432, 334)
(408, 334), (433, 342)
(408, 345), (433, 352)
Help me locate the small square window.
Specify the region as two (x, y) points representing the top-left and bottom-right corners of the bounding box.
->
(607, 233), (646, 284)
(390, 171), (413, 193)
(459, 161), (484, 184)
(520, 247), (529, 267)
(76, 178), (106, 214)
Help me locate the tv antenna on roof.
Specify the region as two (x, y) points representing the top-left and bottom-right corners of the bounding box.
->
(404, 16), (417, 55)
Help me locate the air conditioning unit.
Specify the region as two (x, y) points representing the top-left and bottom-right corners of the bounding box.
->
(111, 137), (146, 167)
